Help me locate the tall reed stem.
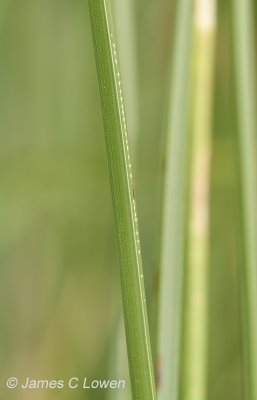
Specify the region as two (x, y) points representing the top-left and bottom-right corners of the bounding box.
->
(88, 1), (156, 399)
(157, 1), (193, 399)
(112, 0), (138, 160)
(233, 0), (257, 399)
(109, 1), (138, 398)
(181, 1), (216, 399)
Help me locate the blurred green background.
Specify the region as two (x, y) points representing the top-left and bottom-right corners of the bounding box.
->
(0, 0), (255, 399)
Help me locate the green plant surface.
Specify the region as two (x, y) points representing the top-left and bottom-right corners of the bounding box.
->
(88, 1), (156, 399)
(108, 1), (139, 397)
(112, 0), (139, 162)
(181, 1), (216, 399)
(0, 0), (9, 32)
(0, 1), (9, 17)
(233, 0), (257, 399)
(157, 0), (193, 399)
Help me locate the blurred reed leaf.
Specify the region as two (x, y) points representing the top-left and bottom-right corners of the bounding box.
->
(157, 0), (193, 399)
(233, 0), (257, 399)
(88, 1), (156, 399)
(181, 1), (216, 399)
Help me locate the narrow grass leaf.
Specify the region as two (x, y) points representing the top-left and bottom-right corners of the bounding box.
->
(112, 0), (139, 161)
(88, 1), (156, 399)
(108, 1), (139, 397)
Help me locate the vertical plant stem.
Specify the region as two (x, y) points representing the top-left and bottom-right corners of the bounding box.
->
(109, 1), (139, 397)
(182, 1), (216, 399)
(112, 0), (139, 161)
(157, 1), (193, 399)
(88, 1), (156, 399)
(233, 0), (257, 399)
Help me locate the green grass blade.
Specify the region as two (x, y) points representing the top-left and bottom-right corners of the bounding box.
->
(108, 1), (139, 397)
(157, 0), (193, 399)
(181, 1), (216, 399)
(88, 1), (156, 399)
(233, 0), (257, 399)
(112, 0), (139, 161)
